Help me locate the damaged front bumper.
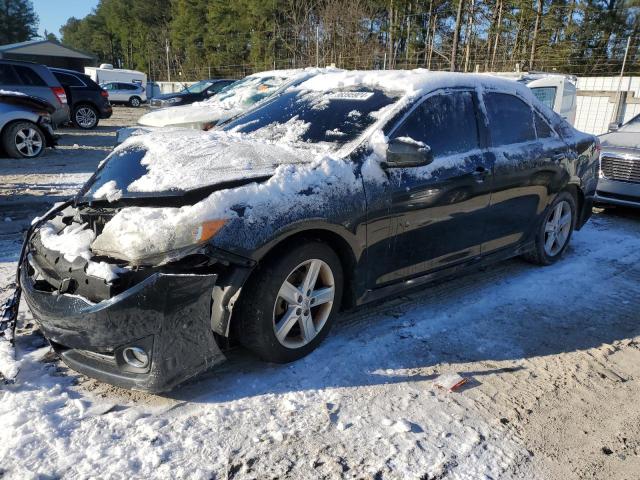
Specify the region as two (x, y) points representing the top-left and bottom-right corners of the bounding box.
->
(21, 267), (225, 393)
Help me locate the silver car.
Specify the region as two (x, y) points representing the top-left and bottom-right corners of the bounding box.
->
(100, 82), (146, 107)
(596, 115), (640, 208)
(0, 91), (57, 158)
(0, 59), (70, 127)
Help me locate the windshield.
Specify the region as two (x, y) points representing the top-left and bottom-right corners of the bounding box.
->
(182, 80), (213, 94)
(222, 87), (399, 147)
(212, 74), (291, 108)
(530, 87), (557, 110)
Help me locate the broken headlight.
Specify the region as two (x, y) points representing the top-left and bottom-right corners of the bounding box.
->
(91, 217), (227, 266)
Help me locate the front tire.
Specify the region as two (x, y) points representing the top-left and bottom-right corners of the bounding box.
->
(236, 241), (343, 363)
(523, 191), (576, 265)
(1, 121), (45, 158)
(72, 105), (99, 129)
(129, 96), (141, 107)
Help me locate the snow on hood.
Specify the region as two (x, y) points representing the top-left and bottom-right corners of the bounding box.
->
(107, 127), (323, 194)
(91, 154), (359, 263)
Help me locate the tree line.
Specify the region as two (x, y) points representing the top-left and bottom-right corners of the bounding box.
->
(56, 0), (639, 80)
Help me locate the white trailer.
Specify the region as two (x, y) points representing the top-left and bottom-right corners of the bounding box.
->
(84, 64), (147, 86)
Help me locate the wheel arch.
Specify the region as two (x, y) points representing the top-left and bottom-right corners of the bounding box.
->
(0, 119), (48, 153)
(217, 225), (361, 341)
(563, 182), (587, 230)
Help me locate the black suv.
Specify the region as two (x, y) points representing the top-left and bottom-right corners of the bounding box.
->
(50, 68), (112, 129)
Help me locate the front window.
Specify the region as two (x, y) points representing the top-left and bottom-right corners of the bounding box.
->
(182, 80), (214, 94)
(222, 87), (399, 148)
(530, 87), (557, 110)
(390, 91), (479, 157)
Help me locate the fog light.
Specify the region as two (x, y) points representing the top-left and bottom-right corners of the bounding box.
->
(122, 346), (149, 369)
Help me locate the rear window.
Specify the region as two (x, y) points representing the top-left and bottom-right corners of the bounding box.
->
(484, 92), (536, 145)
(13, 65), (46, 87)
(54, 72), (86, 87)
(0, 64), (20, 85)
(534, 111), (555, 139)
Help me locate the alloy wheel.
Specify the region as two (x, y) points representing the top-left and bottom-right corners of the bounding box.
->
(130, 97), (140, 107)
(75, 107), (97, 128)
(544, 200), (572, 257)
(14, 127), (43, 157)
(273, 259), (335, 349)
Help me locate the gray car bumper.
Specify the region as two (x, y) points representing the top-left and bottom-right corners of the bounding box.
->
(595, 177), (640, 208)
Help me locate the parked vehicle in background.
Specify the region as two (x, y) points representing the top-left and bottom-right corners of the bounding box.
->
(84, 64), (146, 86)
(116, 68), (332, 143)
(518, 73), (577, 125)
(0, 59), (69, 127)
(100, 82), (146, 107)
(19, 71), (599, 392)
(595, 113), (640, 208)
(50, 68), (112, 129)
(149, 79), (235, 108)
(0, 90), (57, 158)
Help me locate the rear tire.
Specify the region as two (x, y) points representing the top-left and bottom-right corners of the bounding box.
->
(72, 104), (99, 129)
(129, 96), (141, 107)
(1, 121), (45, 159)
(523, 191), (576, 265)
(235, 241), (343, 363)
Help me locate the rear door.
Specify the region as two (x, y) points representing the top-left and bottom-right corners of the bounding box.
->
(365, 89), (495, 287)
(480, 91), (568, 254)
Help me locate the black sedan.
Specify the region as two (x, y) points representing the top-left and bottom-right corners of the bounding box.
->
(149, 78), (235, 108)
(16, 71), (599, 392)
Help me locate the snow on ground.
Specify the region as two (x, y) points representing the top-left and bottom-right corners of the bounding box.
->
(2, 209), (640, 478)
(2, 107), (640, 479)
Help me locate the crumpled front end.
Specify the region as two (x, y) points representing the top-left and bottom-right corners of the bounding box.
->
(19, 206), (237, 393)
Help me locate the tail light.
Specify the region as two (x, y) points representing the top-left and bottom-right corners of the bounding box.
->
(51, 86), (67, 105)
(100, 90), (109, 98)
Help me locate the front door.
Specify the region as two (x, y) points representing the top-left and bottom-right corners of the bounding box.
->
(364, 89), (494, 288)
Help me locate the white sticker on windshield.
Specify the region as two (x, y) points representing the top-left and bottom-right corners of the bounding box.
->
(327, 91), (374, 101)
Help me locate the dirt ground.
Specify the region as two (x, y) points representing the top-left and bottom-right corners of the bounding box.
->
(1, 107), (640, 479)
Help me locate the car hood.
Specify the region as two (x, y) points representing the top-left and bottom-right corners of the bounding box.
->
(155, 91), (191, 100)
(82, 128), (324, 203)
(138, 101), (241, 128)
(599, 131), (640, 151)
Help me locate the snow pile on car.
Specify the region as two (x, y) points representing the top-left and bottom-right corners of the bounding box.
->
(109, 125), (323, 194)
(137, 69), (306, 128)
(92, 154), (359, 264)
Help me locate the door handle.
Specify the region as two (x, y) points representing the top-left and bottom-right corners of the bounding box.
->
(472, 166), (489, 182)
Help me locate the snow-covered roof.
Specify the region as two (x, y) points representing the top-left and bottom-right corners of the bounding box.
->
(136, 67), (337, 128)
(294, 69), (536, 100)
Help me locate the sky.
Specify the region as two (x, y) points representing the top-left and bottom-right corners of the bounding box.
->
(32, 0), (100, 38)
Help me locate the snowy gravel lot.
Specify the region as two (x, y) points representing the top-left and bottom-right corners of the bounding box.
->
(1, 108), (640, 479)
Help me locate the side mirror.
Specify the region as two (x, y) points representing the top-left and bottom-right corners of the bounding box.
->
(608, 122), (621, 132)
(384, 137), (433, 168)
